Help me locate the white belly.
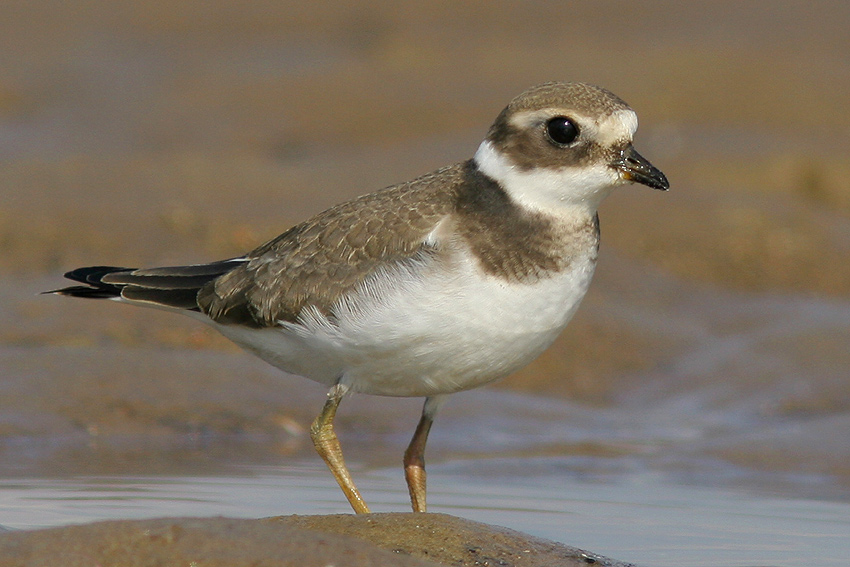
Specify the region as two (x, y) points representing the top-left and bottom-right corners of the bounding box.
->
(212, 250), (596, 397)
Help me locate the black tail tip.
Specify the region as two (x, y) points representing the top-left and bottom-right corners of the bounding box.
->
(43, 285), (121, 299)
(45, 265), (134, 299)
(63, 266), (133, 285)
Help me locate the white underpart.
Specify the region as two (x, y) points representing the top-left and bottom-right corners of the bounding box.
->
(211, 223), (598, 398)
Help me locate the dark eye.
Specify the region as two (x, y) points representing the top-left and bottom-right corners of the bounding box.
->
(545, 116), (579, 146)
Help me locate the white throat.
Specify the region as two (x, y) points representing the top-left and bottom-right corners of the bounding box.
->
(473, 140), (619, 217)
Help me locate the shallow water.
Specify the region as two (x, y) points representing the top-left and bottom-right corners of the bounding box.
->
(1, 463), (848, 567)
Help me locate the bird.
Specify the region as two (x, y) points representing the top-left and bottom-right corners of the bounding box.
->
(48, 82), (668, 514)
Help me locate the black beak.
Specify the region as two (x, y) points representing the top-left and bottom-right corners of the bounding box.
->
(614, 145), (669, 191)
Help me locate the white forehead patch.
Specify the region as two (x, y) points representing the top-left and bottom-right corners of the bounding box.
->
(596, 109), (638, 145)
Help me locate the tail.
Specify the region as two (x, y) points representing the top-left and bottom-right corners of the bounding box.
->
(46, 259), (246, 311)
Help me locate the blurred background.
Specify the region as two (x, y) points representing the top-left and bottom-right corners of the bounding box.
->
(1, 1), (849, 563)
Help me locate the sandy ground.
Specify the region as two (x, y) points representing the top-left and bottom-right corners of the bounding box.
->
(1, 1), (849, 564)
(0, 513), (635, 567)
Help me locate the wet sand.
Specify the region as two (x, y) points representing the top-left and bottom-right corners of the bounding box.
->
(2, 1), (850, 565)
(0, 513), (635, 567)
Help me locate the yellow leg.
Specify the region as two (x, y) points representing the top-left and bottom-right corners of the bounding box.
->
(403, 396), (445, 513)
(310, 384), (370, 514)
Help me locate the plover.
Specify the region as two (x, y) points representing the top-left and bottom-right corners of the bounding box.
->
(49, 82), (668, 514)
